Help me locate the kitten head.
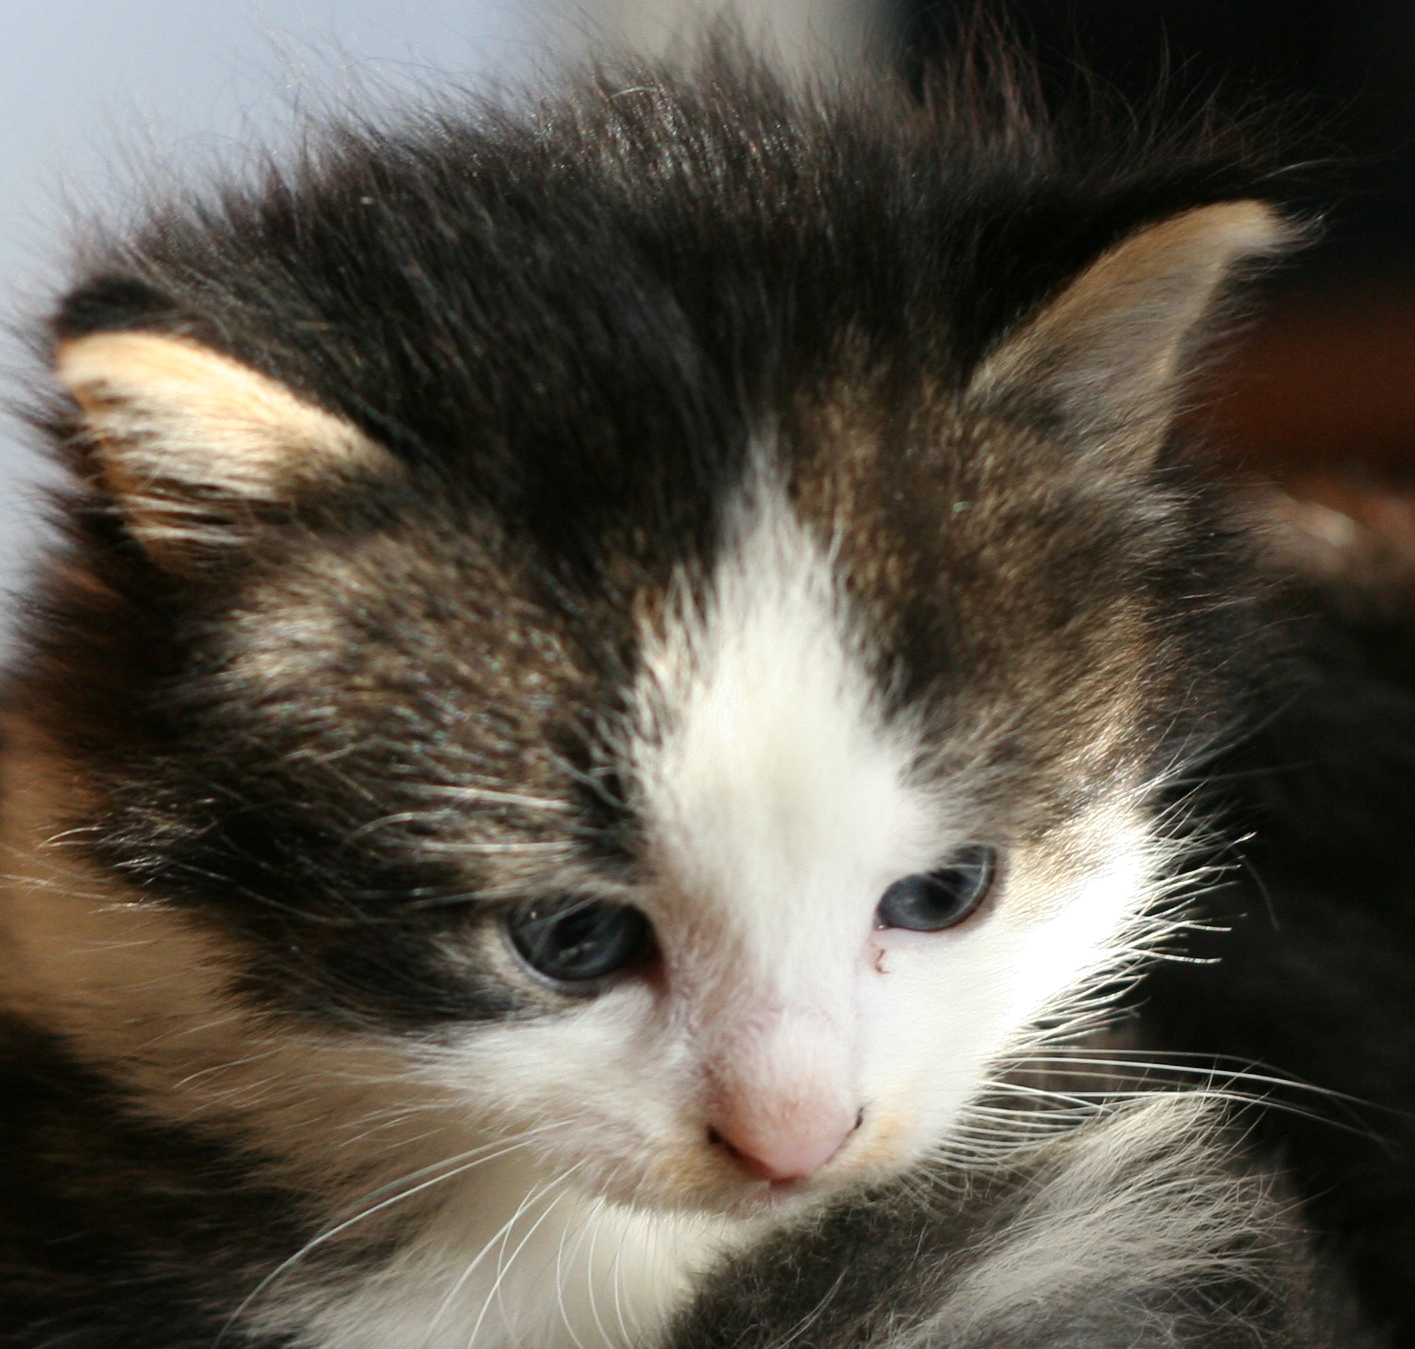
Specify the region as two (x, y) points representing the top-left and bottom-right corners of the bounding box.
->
(21, 58), (1296, 1219)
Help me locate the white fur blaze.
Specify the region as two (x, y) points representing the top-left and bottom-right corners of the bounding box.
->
(633, 473), (937, 969)
(628, 471), (938, 1174)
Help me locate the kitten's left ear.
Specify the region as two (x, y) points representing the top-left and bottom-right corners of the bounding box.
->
(967, 200), (1298, 463)
(55, 329), (399, 567)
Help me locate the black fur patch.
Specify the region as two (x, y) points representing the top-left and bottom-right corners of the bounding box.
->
(0, 1015), (307, 1347)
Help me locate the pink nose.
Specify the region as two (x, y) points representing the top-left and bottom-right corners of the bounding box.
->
(708, 1108), (860, 1183)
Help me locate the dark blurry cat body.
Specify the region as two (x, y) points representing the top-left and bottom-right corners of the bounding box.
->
(0, 45), (1387, 1349)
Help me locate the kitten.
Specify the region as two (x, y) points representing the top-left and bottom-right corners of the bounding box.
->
(0, 42), (1371, 1349)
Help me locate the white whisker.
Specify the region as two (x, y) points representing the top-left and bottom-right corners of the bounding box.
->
(467, 1159), (589, 1349)
(581, 1194), (617, 1349)
(406, 785), (569, 812)
(553, 1192), (592, 1349)
(219, 1124), (568, 1345)
(412, 840), (570, 856)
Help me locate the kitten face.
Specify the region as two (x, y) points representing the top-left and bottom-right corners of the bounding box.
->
(16, 78), (1289, 1233)
(284, 464), (1164, 1218)
(32, 344), (1177, 1222)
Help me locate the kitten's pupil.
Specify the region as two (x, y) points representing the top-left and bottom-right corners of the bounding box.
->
(505, 896), (651, 985)
(876, 846), (997, 932)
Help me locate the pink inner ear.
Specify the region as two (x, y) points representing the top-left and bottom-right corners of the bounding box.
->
(55, 330), (395, 502)
(53, 331), (401, 569)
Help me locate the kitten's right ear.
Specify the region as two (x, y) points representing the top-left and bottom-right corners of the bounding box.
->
(966, 200), (1299, 466)
(56, 329), (399, 568)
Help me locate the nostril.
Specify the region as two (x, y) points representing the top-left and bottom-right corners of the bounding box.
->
(706, 1125), (738, 1157)
(853, 1108), (864, 1132)
(708, 1124), (786, 1180)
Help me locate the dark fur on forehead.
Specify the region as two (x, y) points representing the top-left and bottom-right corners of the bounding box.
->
(52, 38), (1297, 477)
(15, 39), (1299, 1028)
(785, 380), (1259, 824)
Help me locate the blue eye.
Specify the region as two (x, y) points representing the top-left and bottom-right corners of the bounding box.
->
(504, 896), (652, 985)
(876, 846), (997, 932)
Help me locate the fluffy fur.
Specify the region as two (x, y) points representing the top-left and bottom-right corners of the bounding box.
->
(0, 38), (1382, 1349)
(670, 1094), (1368, 1349)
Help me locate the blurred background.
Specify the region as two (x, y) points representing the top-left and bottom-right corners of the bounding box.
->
(1, 0), (1412, 637)
(897, 1), (1415, 570)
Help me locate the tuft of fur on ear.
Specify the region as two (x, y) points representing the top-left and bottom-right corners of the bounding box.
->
(967, 201), (1298, 464)
(56, 331), (398, 564)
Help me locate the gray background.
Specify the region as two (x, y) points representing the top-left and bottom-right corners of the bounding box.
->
(0, 0), (558, 640)
(0, 0), (864, 644)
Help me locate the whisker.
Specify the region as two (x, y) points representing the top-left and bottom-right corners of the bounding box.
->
(581, 1193), (617, 1349)
(219, 1124), (568, 1346)
(404, 785), (569, 812)
(553, 1192), (593, 1349)
(412, 840), (570, 856)
(419, 1177), (561, 1349)
(467, 1159), (589, 1349)
(764, 1264), (853, 1349)
(603, 1163), (635, 1349)
(423, 1203), (547, 1348)
(999, 1051), (1379, 1133)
